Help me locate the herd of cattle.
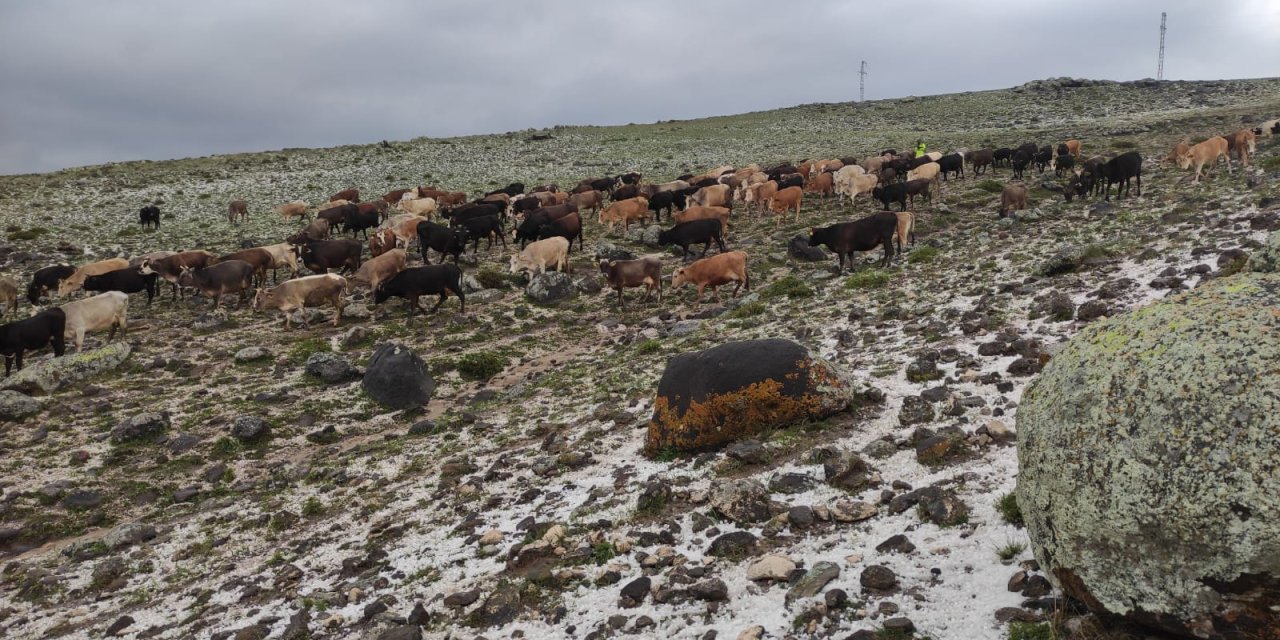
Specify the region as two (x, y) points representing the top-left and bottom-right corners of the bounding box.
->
(0, 117), (1275, 375)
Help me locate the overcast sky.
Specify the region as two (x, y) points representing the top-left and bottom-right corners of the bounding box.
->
(1, 0), (1276, 175)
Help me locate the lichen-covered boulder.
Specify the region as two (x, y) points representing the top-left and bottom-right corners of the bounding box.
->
(1017, 274), (1280, 639)
(645, 339), (867, 454)
(1246, 230), (1280, 273)
(0, 342), (131, 395)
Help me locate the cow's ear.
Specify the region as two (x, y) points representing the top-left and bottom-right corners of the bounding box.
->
(608, 260), (617, 267)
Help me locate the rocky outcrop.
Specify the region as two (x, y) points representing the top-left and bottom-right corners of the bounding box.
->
(0, 342), (131, 395)
(645, 339), (870, 454)
(1018, 274), (1280, 638)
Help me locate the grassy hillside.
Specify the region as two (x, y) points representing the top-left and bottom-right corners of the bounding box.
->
(0, 77), (1278, 640)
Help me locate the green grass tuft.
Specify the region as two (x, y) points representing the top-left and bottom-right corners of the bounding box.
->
(908, 245), (940, 264)
(997, 492), (1024, 527)
(844, 269), (891, 289)
(455, 351), (508, 381)
(976, 179), (1005, 193)
(760, 274), (814, 299)
(1007, 621), (1057, 640)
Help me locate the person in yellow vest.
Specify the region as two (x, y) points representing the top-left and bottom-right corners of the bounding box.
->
(915, 139), (927, 159)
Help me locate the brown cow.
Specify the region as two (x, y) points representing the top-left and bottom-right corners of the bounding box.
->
(599, 197), (651, 234)
(383, 189), (412, 205)
(352, 248), (407, 293)
(768, 186), (803, 226)
(599, 256), (662, 306)
(369, 229), (398, 258)
(893, 211), (916, 255)
(1230, 129), (1256, 167)
(670, 251), (750, 309)
(330, 188), (360, 203)
(58, 258), (131, 296)
(215, 248), (274, 287)
(805, 172), (834, 197)
(275, 200), (309, 222)
(139, 250), (216, 300)
(228, 200), (248, 224)
(999, 185), (1028, 217)
(1064, 140), (1081, 157)
(568, 190), (605, 216)
(1162, 142), (1190, 166)
(689, 184), (732, 209)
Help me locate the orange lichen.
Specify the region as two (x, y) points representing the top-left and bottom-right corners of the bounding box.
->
(645, 375), (833, 455)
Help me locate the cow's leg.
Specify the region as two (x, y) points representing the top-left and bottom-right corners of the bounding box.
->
(431, 293), (448, 313)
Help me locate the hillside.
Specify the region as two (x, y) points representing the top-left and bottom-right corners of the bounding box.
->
(1, 77), (1279, 640)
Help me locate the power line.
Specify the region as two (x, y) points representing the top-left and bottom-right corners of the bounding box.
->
(1157, 12), (1167, 81)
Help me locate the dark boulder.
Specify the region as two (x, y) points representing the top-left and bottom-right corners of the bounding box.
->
(362, 342), (435, 409)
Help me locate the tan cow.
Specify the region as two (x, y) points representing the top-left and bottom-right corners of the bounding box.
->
(509, 237), (570, 275)
(599, 197), (650, 234)
(1064, 139), (1082, 157)
(254, 274), (348, 329)
(60, 291), (128, 351)
(673, 205), (731, 234)
(398, 197), (437, 218)
(999, 185), (1028, 217)
(260, 243), (301, 282)
(894, 211), (916, 255)
(0, 276), (17, 316)
(275, 200), (310, 222)
(906, 162), (941, 183)
(805, 172), (835, 197)
(1162, 142), (1191, 167)
(390, 215), (431, 247)
(228, 200), (248, 224)
(688, 184), (731, 209)
(1181, 137), (1231, 182)
(671, 251), (750, 309)
(768, 186), (803, 226)
(58, 258), (130, 296)
(743, 181), (778, 213)
(861, 156), (885, 173)
(351, 248), (406, 292)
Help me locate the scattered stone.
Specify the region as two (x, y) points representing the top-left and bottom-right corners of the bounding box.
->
(0, 390), (40, 421)
(747, 555), (796, 582)
(897, 395), (935, 426)
(786, 562), (840, 603)
(709, 479), (773, 524)
(645, 338), (868, 454)
(234, 346), (270, 363)
(111, 412), (170, 443)
(876, 534), (916, 554)
(636, 481), (672, 514)
(768, 472), (816, 494)
(362, 342), (434, 409)
(619, 576), (651, 608)
(229, 416), (269, 442)
(1246, 230), (1280, 272)
(105, 615), (134, 636)
(1076, 299), (1110, 322)
(689, 578), (729, 602)
(823, 449), (874, 491)
(526, 271), (577, 303)
(788, 235), (829, 262)
(724, 439), (768, 465)
(103, 522), (156, 549)
(707, 531), (759, 559)
(305, 352), (359, 384)
(860, 565), (898, 591)
(830, 500), (877, 523)
(443, 588), (480, 608)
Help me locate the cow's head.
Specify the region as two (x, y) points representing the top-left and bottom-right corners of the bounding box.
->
(671, 268), (688, 289)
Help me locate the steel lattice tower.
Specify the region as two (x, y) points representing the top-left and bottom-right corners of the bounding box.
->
(1158, 12), (1167, 81)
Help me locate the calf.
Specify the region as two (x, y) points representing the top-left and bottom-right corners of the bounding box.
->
(611, 184), (642, 202)
(670, 251), (750, 309)
(416, 222), (469, 265)
(999, 184), (1028, 217)
(871, 183), (909, 212)
(805, 172), (835, 197)
(658, 219), (726, 259)
(352, 248), (407, 293)
(1054, 153), (1076, 177)
(0, 308), (66, 375)
(993, 148), (1012, 168)
(768, 186), (803, 225)
(510, 237), (570, 276)
(228, 200), (248, 224)
(299, 239), (362, 275)
(83, 267), (159, 306)
(599, 256), (662, 306)
(646, 190), (686, 221)
(457, 214), (507, 254)
(27, 264), (76, 305)
(936, 154), (964, 181)
(253, 274), (348, 329)
(1098, 151), (1142, 200)
(969, 149), (994, 176)
(291, 218), (331, 244)
(177, 261), (256, 309)
(139, 250), (216, 300)
(275, 200), (310, 222)
(599, 197), (651, 234)
(374, 265), (466, 316)
(537, 211), (584, 252)
(0, 276), (15, 316)
(59, 258), (131, 296)
(330, 188), (360, 203)
(902, 179), (932, 208)
(139, 205), (161, 230)
(60, 291), (129, 351)
(568, 189), (605, 215)
(1064, 139), (1082, 157)
(1230, 129), (1256, 167)
(383, 189), (413, 205)
(318, 203), (357, 232)
(808, 212), (897, 272)
(775, 174), (804, 190)
(369, 228), (398, 258)
(216, 248), (274, 287)
(1181, 138), (1231, 182)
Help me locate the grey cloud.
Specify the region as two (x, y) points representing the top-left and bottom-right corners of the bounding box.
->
(0, 0), (1275, 174)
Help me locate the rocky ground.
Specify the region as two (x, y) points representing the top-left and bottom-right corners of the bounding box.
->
(0, 77), (1279, 640)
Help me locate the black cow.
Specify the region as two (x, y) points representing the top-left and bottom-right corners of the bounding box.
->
(647, 190), (684, 222)
(1098, 151), (1142, 201)
(417, 222), (469, 265)
(775, 174), (804, 190)
(871, 183), (909, 212)
(83, 267), (159, 306)
(457, 215), (507, 254)
(1011, 150), (1031, 180)
(1034, 146), (1053, 174)
(299, 239), (362, 274)
(447, 203), (504, 226)
(318, 204), (357, 235)
(26, 264), (76, 305)
(615, 172), (642, 186)
(658, 219), (726, 259)
(690, 177), (719, 189)
(902, 179), (932, 208)
(907, 155), (935, 171)
(937, 153), (964, 181)
(341, 208), (379, 239)
(611, 184), (642, 201)
(536, 211), (583, 252)
(1054, 154), (1076, 177)
(516, 204), (576, 247)
(513, 196), (542, 217)
(808, 211), (898, 272)
(486, 182), (524, 198)
(0, 308), (66, 375)
(373, 265), (466, 316)
(139, 205), (161, 230)
(993, 148), (1012, 168)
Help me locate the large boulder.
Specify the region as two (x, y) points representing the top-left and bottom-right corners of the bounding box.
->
(0, 390), (40, 422)
(525, 271), (577, 304)
(645, 339), (867, 454)
(1246, 230), (1280, 273)
(363, 342), (434, 410)
(0, 342), (131, 395)
(1017, 274), (1280, 638)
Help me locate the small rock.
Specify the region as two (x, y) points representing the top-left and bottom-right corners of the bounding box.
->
(230, 416), (269, 442)
(786, 562), (840, 603)
(0, 390), (40, 421)
(860, 565), (898, 591)
(709, 479), (772, 524)
(304, 352), (359, 384)
(619, 576), (651, 608)
(747, 555), (796, 582)
(234, 347), (270, 363)
(707, 531), (759, 559)
(689, 578), (729, 602)
(898, 395), (935, 426)
(111, 412), (169, 443)
(443, 588), (480, 608)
